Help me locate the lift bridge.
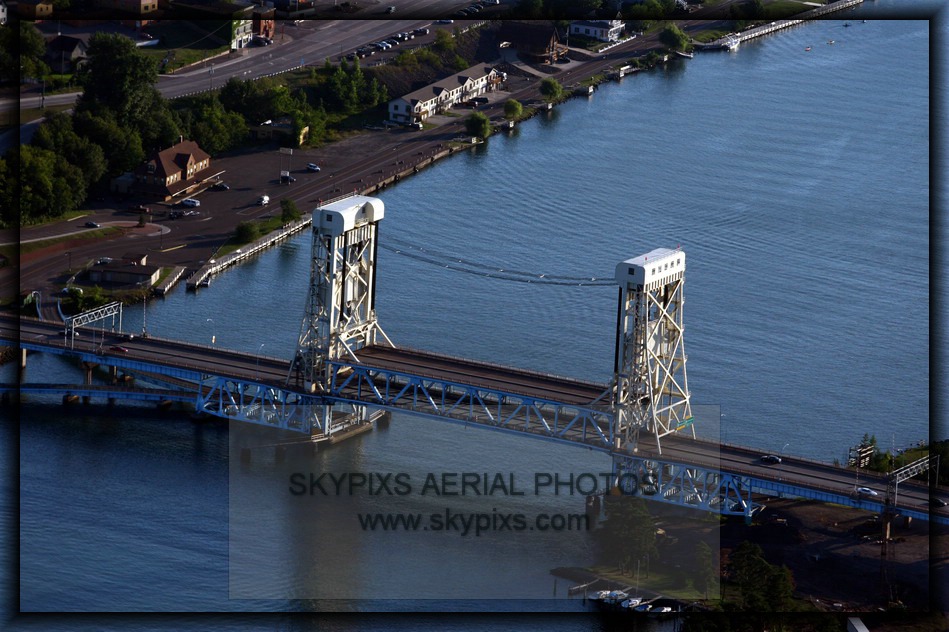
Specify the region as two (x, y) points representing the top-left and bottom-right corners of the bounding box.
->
(5, 194), (940, 523)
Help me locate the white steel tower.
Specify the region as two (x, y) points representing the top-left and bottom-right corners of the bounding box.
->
(290, 195), (393, 393)
(613, 248), (694, 454)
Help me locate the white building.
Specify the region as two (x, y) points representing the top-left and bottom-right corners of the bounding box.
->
(0, 0), (7, 25)
(569, 20), (625, 43)
(388, 64), (502, 125)
(232, 19), (253, 49)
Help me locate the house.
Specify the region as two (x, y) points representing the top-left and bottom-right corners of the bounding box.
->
(0, 0), (8, 26)
(93, 0), (161, 14)
(45, 35), (88, 73)
(252, 7), (275, 39)
(250, 116), (309, 146)
(231, 18), (252, 49)
(121, 253), (149, 265)
(497, 21), (565, 63)
(570, 20), (625, 42)
(18, 0), (55, 19)
(132, 139), (213, 200)
(87, 263), (161, 287)
(388, 64), (502, 125)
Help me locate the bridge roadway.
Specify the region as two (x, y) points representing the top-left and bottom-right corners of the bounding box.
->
(4, 315), (940, 518)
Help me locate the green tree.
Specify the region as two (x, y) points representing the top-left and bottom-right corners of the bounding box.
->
(73, 110), (145, 179)
(764, 565), (795, 612)
(19, 145), (86, 224)
(235, 221), (259, 243)
(31, 112), (107, 190)
(696, 540), (718, 600)
(596, 496), (658, 576)
(516, 0), (544, 18)
(433, 29), (456, 52)
(465, 111), (491, 139)
(280, 199), (302, 223)
(503, 99), (523, 119)
(18, 22), (50, 83)
(659, 24), (690, 51)
(187, 96), (248, 155)
(77, 33), (161, 129)
(0, 154), (15, 227)
(539, 77), (564, 102)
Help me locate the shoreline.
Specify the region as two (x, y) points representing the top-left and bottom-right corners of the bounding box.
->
(12, 6), (871, 318)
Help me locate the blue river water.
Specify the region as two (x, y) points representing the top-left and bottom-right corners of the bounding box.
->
(5, 8), (941, 630)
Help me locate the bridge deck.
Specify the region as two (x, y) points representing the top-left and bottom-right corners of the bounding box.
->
(355, 345), (610, 407)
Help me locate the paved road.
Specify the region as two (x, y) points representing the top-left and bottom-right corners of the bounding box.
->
(7, 314), (941, 519)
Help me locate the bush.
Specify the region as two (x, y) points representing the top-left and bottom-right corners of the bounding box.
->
(235, 221), (259, 243)
(503, 99), (523, 119)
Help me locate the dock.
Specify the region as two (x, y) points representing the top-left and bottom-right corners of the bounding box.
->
(154, 266), (187, 296)
(186, 216), (311, 290)
(697, 0), (864, 51)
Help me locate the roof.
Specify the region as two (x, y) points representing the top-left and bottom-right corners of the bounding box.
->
(46, 35), (87, 56)
(398, 64), (499, 106)
(571, 20), (622, 29)
(139, 140), (210, 179)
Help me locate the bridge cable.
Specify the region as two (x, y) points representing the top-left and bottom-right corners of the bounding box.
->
(379, 240), (616, 287)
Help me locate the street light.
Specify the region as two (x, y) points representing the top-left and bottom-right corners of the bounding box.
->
(256, 343), (265, 380)
(65, 251), (72, 271)
(207, 318), (215, 345)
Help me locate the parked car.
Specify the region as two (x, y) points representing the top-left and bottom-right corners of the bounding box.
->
(181, 198), (200, 207)
(212, 182), (230, 191)
(855, 487), (879, 497)
(413, 28), (430, 36)
(385, 5), (396, 13)
(759, 454), (782, 464)
(85, 221), (100, 228)
(257, 195), (270, 206)
(307, 163), (321, 172)
(169, 211), (184, 219)
(129, 204), (150, 212)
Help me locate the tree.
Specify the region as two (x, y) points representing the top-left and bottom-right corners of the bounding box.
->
(0, 154), (14, 227)
(595, 496), (658, 576)
(77, 33), (161, 129)
(516, 0), (544, 18)
(539, 77), (563, 102)
(235, 221), (259, 243)
(73, 110), (145, 179)
(433, 29), (456, 52)
(280, 199), (301, 223)
(31, 112), (107, 190)
(19, 145), (86, 224)
(659, 24), (690, 52)
(696, 540), (718, 600)
(503, 99), (523, 119)
(465, 112), (491, 139)
(17, 22), (50, 83)
(187, 96), (248, 155)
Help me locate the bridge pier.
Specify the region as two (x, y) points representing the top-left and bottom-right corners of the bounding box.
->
(109, 366), (118, 384)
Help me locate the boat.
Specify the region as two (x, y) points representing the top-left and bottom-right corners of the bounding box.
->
(621, 597), (642, 609)
(843, 22), (851, 27)
(805, 46), (811, 51)
(673, 50), (694, 59)
(603, 590), (628, 604)
(827, 40), (835, 44)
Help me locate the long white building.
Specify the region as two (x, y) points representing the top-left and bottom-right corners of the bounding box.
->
(387, 64), (502, 125)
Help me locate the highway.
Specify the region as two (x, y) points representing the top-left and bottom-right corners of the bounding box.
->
(5, 314), (940, 518)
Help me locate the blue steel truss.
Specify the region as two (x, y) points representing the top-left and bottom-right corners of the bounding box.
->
(326, 360), (617, 450)
(8, 340), (946, 525)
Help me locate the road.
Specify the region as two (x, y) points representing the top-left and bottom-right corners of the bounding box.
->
(7, 314), (941, 519)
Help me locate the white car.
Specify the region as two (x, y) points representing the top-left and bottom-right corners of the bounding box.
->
(307, 163), (321, 172)
(855, 487), (878, 497)
(182, 198), (200, 207)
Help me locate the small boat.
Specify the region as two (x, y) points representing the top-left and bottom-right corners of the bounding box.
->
(843, 22), (851, 27)
(827, 40), (835, 44)
(621, 597), (642, 608)
(634, 603), (652, 612)
(805, 46), (811, 51)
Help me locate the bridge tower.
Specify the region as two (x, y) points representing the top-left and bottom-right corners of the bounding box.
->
(612, 248), (694, 455)
(289, 194), (393, 394)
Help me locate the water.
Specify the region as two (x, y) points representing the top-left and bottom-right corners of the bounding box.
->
(9, 13), (936, 629)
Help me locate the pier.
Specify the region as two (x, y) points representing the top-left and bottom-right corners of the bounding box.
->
(698, 0), (865, 51)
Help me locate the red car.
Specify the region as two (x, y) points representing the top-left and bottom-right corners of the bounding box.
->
(110, 345), (129, 353)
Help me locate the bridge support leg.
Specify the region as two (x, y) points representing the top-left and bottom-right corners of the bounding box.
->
(110, 366), (118, 384)
(19, 348), (27, 369)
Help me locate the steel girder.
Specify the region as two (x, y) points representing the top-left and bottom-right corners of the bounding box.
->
(195, 376), (328, 434)
(327, 361), (617, 449)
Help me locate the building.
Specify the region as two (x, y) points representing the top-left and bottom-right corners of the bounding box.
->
(132, 139), (213, 200)
(18, 0), (55, 19)
(250, 116), (309, 146)
(232, 18), (252, 49)
(87, 263), (161, 287)
(388, 64), (502, 126)
(497, 21), (564, 63)
(252, 7), (275, 39)
(0, 1), (8, 26)
(570, 20), (625, 42)
(93, 0), (160, 14)
(44, 35), (88, 73)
